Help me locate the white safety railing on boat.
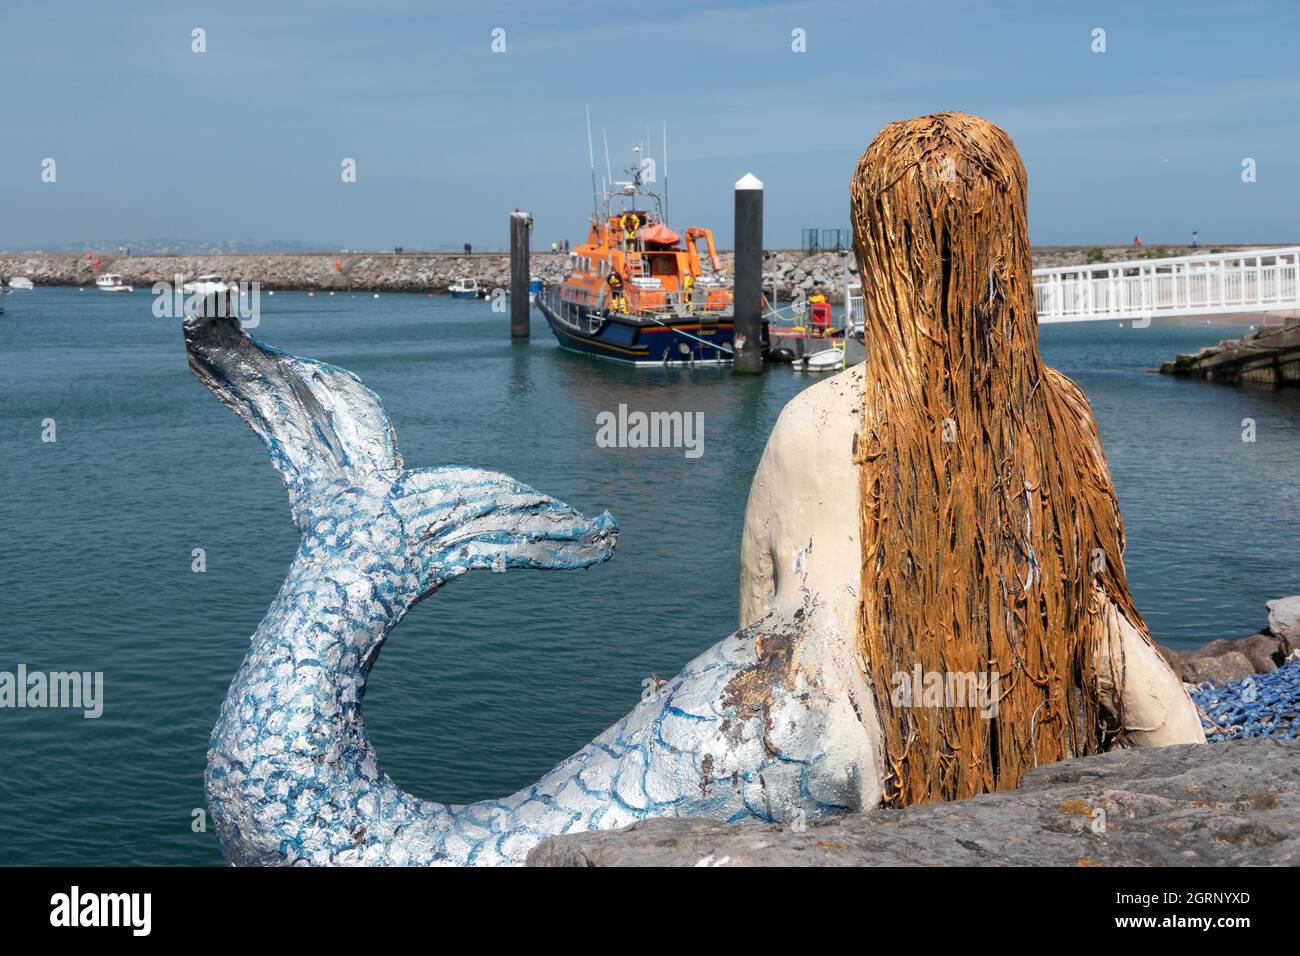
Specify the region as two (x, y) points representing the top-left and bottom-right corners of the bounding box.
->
(630, 287), (732, 318)
(541, 286), (604, 335)
(543, 285), (730, 323)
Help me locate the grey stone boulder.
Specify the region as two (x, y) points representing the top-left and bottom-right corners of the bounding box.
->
(527, 739), (1299, 866)
(1178, 647), (1264, 684)
(1159, 629), (1292, 682)
(1268, 596), (1300, 644)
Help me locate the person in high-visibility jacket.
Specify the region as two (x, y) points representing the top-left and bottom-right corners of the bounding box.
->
(621, 214), (640, 245)
(682, 272), (695, 306)
(607, 271), (625, 313)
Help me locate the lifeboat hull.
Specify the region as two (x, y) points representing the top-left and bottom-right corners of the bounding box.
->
(537, 291), (735, 366)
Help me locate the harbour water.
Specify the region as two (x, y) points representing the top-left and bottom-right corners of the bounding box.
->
(1, 288), (1297, 865)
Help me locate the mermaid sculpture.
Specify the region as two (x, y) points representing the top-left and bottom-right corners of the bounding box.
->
(188, 304), (875, 867)
(741, 113), (1203, 811)
(194, 111), (1202, 868)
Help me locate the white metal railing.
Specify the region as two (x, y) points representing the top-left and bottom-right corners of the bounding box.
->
(844, 247), (1300, 328)
(845, 279), (865, 335)
(1032, 246), (1300, 323)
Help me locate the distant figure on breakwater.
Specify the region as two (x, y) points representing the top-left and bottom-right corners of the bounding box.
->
(464, 242), (472, 255)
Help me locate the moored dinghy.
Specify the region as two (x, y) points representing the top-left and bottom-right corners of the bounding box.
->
(799, 345), (846, 372)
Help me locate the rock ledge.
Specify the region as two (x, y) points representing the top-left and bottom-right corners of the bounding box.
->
(527, 739), (1299, 866)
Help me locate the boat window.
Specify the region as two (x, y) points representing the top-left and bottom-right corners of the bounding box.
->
(650, 255), (677, 276)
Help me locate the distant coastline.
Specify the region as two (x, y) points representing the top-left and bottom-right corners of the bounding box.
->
(0, 244), (1285, 300)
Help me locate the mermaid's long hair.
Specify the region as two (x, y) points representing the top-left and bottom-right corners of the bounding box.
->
(852, 112), (1139, 805)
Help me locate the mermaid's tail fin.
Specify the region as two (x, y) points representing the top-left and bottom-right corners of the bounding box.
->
(184, 308), (618, 584)
(184, 310), (402, 528)
(389, 467), (617, 595)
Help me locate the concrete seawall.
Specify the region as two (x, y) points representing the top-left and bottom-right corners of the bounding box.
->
(0, 244), (1274, 302)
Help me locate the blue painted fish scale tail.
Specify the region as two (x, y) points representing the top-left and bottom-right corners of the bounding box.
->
(187, 308), (627, 865)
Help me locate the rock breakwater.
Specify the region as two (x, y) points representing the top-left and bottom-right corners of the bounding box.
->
(2, 245), (1270, 301)
(1160, 316), (1300, 386)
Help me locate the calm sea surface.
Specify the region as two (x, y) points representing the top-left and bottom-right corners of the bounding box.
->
(1, 287), (1297, 864)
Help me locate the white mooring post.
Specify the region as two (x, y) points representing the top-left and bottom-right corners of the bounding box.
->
(733, 172), (764, 374)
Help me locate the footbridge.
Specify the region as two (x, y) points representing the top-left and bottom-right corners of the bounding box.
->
(845, 246), (1300, 329)
(1032, 247), (1300, 324)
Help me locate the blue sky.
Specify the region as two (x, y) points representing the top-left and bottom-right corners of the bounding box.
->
(2, 0), (1297, 250)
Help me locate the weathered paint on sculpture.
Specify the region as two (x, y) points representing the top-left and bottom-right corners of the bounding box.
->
(192, 111), (1202, 867)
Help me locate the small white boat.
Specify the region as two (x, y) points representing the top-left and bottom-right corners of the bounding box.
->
(799, 346), (846, 373)
(7, 277), (34, 290)
(448, 277), (480, 299)
(96, 274), (133, 292)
